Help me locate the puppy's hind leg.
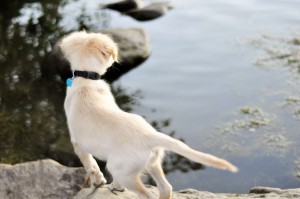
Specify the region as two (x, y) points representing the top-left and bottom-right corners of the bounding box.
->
(147, 149), (172, 199)
(73, 142), (107, 187)
(107, 158), (154, 199)
(119, 176), (153, 199)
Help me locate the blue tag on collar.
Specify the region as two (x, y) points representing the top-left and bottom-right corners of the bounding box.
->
(66, 78), (73, 87)
(66, 71), (75, 87)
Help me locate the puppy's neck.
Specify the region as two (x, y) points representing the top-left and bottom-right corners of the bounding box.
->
(69, 75), (109, 90)
(73, 70), (102, 80)
(66, 70), (104, 88)
(69, 55), (114, 76)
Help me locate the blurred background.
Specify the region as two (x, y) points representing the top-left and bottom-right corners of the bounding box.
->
(1, 0), (300, 193)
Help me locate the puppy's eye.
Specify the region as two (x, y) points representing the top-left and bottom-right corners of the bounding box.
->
(100, 51), (108, 57)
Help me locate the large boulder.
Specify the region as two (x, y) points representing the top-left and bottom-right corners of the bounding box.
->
(0, 159), (85, 199)
(42, 28), (150, 83)
(101, 28), (150, 82)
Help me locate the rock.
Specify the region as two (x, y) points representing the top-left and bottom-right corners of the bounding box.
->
(101, 0), (141, 13)
(1, 159), (300, 199)
(123, 2), (173, 22)
(74, 186), (139, 199)
(0, 159), (86, 199)
(250, 186), (283, 194)
(101, 28), (150, 82)
(75, 185), (300, 199)
(42, 28), (150, 83)
(249, 186), (300, 198)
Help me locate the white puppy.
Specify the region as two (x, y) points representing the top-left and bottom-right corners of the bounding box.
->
(60, 31), (238, 199)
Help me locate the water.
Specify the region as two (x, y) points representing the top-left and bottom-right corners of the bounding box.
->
(1, 0), (300, 193)
(111, 0), (300, 192)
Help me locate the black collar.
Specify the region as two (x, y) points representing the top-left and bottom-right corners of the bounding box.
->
(73, 70), (102, 80)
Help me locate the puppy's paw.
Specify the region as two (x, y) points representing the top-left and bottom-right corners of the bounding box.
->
(93, 175), (107, 188)
(89, 171), (107, 188)
(109, 182), (125, 193)
(108, 182), (125, 195)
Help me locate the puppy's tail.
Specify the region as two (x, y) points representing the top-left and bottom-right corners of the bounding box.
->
(152, 132), (238, 173)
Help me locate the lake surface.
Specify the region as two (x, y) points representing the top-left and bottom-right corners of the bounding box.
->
(1, 0), (300, 193)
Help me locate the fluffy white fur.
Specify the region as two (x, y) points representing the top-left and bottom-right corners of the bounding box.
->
(60, 31), (238, 199)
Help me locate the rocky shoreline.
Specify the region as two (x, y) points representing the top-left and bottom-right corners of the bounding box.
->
(0, 159), (299, 199)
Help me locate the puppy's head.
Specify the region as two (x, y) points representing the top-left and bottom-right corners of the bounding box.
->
(59, 31), (118, 75)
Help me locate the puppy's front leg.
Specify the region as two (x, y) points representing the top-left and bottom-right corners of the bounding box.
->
(73, 142), (107, 187)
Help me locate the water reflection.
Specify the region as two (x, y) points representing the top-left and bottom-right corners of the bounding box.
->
(0, 0), (66, 163)
(0, 0), (203, 177)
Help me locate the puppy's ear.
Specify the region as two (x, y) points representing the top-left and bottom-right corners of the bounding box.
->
(59, 31), (88, 59)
